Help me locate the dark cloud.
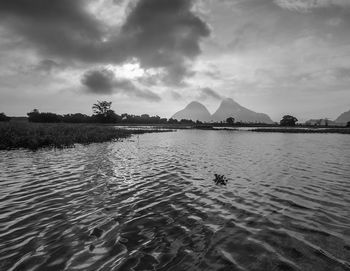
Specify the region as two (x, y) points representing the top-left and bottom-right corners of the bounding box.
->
(121, 0), (209, 84)
(81, 69), (161, 101)
(199, 87), (222, 100)
(0, 0), (210, 85)
(0, 0), (105, 59)
(81, 69), (115, 94)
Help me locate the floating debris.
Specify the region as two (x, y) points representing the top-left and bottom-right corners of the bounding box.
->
(90, 227), (103, 238)
(213, 174), (228, 185)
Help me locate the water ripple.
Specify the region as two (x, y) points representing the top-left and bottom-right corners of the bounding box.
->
(0, 131), (350, 270)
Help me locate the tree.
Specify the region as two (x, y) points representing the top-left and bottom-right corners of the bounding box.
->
(180, 119), (194, 124)
(168, 118), (178, 124)
(27, 109), (63, 123)
(27, 109), (40, 122)
(0, 112), (11, 122)
(92, 101), (112, 116)
(63, 113), (91, 123)
(91, 101), (121, 123)
(280, 115), (298, 126)
(226, 117), (235, 125)
(347, 121), (350, 127)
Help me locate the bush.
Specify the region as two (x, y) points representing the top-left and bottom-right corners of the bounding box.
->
(62, 113), (91, 123)
(0, 113), (11, 122)
(27, 109), (62, 123)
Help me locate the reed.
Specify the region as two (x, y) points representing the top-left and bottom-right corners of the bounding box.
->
(0, 122), (170, 150)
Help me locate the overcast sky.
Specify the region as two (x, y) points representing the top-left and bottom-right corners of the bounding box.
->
(1, 0), (349, 121)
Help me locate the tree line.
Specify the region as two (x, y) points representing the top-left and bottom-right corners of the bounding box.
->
(1, 101), (349, 127)
(24, 101), (198, 124)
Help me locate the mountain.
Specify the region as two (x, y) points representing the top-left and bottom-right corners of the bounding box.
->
(211, 98), (274, 124)
(335, 109), (350, 124)
(172, 101), (211, 122)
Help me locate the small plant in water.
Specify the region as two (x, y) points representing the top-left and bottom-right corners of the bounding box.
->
(213, 174), (228, 185)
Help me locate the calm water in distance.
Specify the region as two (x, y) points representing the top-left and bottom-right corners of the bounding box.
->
(1, 130), (350, 271)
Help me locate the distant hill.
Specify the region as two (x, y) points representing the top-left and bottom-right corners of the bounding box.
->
(172, 98), (274, 123)
(335, 110), (350, 124)
(211, 98), (274, 124)
(171, 101), (211, 122)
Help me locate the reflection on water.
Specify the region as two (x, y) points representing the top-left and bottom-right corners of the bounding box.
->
(1, 130), (350, 271)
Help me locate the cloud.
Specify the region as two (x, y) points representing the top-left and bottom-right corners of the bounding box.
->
(119, 0), (210, 84)
(199, 87), (222, 100)
(203, 67), (222, 80)
(274, 0), (350, 12)
(34, 59), (63, 74)
(0, 0), (105, 58)
(81, 68), (161, 101)
(333, 67), (350, 79)
(0, 0), (210, 85)
(170, 90), (182, 100)
(81, 69), (114, 94)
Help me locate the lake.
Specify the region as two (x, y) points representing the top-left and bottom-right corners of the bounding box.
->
(1, 130), (350, 271)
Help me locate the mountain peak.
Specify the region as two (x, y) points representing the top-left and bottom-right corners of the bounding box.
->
(220, 97), (240, 106)
(335, 109), (350, 123)
(212, 98), (274, 124)
(171, 96), (274, 124)
(222, 97), (234, 103)
(172, 101), (211, 122)
(186, 101), (206, 109)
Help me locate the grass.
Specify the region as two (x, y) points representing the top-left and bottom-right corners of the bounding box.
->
(0, 122), (172, 151)
(250, 128), (350, 134)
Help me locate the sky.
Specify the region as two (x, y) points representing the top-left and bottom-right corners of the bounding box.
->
(0, 0), (349, 122)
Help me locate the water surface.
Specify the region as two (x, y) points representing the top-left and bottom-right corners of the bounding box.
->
(1, 130), (350, 270)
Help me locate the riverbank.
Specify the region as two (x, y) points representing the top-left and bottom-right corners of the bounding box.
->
(0, 122), (173, 150)
(250, 127), (350, 134)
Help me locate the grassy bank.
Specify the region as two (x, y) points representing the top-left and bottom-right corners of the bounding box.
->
(0, 122), (172, 150)
(250, 128), (350, 134)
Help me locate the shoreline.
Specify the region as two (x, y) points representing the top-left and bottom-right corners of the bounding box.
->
(1, 122), (349, 151)
(249, 127), (350, 134)
(0, 122), (174, 151)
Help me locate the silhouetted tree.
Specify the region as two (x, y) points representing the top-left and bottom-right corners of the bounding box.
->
(347, 121), (350, 127)
(91, 101), (121, 123)
(180, 119), (195, 124)
(168, 118), (178, 124)
(27, 109), (40, 122)
(91, 110), (120, 123)
(92, 101), (112, 116)
(62, 113), (91, 123)
(27, 109), (62, 123)
(280, 115), (298, 126)
(0, 112), (11, 122)
(226, 117), (235, 125)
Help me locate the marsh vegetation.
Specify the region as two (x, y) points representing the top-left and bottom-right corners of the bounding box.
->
(0, 122), (171, 150)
